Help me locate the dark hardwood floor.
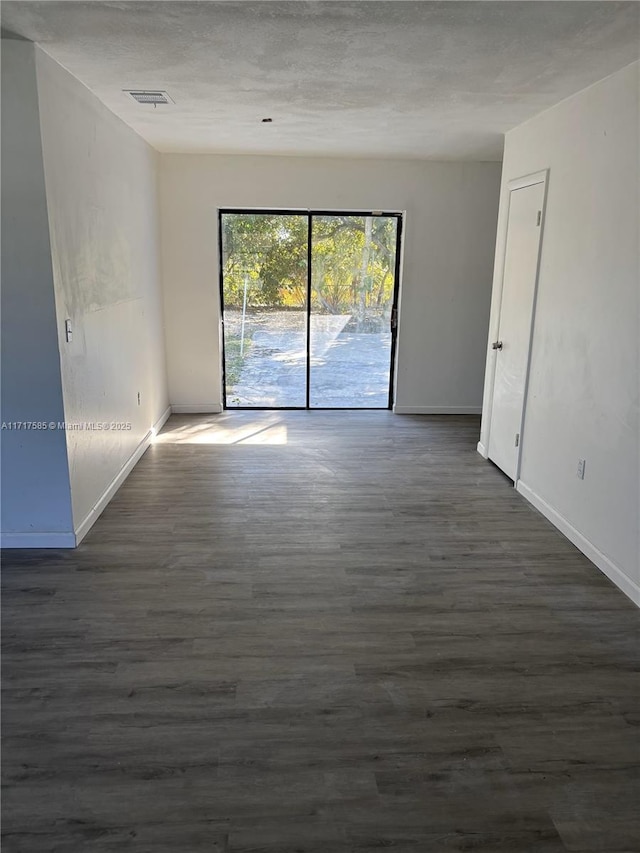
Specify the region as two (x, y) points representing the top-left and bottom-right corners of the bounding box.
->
(2, 412), (639, 852)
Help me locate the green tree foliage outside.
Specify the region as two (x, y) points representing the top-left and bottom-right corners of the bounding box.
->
(221, 213), (397, 332)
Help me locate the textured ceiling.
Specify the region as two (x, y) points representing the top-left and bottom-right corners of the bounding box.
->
(2, 1), (639, 160)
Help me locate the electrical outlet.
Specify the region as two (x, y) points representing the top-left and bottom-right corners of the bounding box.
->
(577, 459), (586, 480)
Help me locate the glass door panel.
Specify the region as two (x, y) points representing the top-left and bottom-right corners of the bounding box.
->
(309, 215), (399, 408)
(220, 212), (308, 407)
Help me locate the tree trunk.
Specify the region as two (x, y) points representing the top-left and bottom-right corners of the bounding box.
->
(357, 216), (373, 330)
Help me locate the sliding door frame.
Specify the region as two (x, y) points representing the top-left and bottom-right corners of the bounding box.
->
(218, 208), (403, 411)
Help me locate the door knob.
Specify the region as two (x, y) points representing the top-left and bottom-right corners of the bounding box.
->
(492, 341), (503, 350)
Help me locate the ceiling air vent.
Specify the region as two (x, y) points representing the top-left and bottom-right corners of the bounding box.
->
(124, 89), (174, 106)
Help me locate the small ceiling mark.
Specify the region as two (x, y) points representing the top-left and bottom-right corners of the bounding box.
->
(261, 117), (273, 123)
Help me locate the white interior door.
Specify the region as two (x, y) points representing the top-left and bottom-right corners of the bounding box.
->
(488, 178), (546, 480)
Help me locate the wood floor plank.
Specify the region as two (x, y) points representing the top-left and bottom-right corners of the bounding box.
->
(2, 411), (638, 852)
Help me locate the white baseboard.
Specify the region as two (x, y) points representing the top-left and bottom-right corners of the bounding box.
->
(516, 480), (640, 607)
(477, 441), (488, 458)
(170, 403), (223, 414)
(152, 405), (172, 437)
(393, 406), (482, 415)
(74, 405), (172, 546)
(0, 530), (76, 549)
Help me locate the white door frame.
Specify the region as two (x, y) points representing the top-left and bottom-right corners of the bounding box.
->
(483, 169), (549, 485)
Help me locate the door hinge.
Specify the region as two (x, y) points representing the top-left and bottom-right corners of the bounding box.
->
(536, 210), (542, 226)
(390, 307), (398, 333)
(515, 433), (520, 447)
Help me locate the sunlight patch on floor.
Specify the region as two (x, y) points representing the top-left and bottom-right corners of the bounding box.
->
(154, 416), (288, 445)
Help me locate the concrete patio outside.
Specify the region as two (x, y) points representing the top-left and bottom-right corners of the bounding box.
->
(224, 310), (393, 408)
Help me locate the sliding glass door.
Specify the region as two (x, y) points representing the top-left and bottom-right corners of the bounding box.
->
(220, 213), (308, 407)
(220, 210), (401, 409)
(310, 215), (399, 408)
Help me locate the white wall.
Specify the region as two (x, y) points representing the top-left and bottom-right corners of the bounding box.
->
(480, 62), (640, 604)
(35, 48), (169, 541)
(159, 155), (501, 413)
(1, 40), (75, 547)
